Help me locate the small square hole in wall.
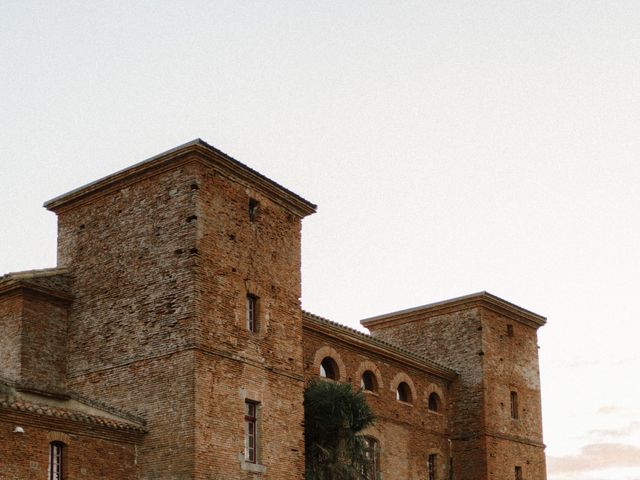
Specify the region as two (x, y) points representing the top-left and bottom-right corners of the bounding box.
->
(248, 198), (259, 222)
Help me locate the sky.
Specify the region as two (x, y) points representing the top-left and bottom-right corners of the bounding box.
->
(2, 2), (640, 478)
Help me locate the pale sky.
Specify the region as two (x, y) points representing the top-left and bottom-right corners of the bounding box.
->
(2, 2), (640, 478)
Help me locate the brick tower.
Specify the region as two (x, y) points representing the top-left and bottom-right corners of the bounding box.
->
(44, 140), (316, 479)
(361, 292), (547, 480)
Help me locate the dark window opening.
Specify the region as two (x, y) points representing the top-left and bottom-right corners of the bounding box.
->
(396, 382), (412, 403)
(248, 198), (259, 221)
(428, 453), (437, 480)
(49, 441), (64, 480)
(320, 357), (338, 379)
(362, 436), (379, 480)
(361, 371), (376, 392)
(510, 391), (519, 419)
(245, 401), (259, 463)
(515, 466), (523, 480)
(507, 324), (514, 337)
(428, 392), (441, 412)
(246, 294), (258, 332)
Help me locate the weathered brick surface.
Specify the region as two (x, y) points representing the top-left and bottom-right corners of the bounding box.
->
(1, 141), (547, 479)
(20, 293), (68, 395)
(0, 417), (137, 480)
(0, 295), (22, 382)
(0, 287), (69, 396)
(303, 318), (454, 479)
(364, 299), (547, 480)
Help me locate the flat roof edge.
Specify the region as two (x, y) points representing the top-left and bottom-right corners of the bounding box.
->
(360, 291), (546, 329)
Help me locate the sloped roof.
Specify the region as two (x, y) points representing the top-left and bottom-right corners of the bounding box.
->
(303, 311), (458, 380)
(44, 139), (317, 217)
(0, 397), (146, 433)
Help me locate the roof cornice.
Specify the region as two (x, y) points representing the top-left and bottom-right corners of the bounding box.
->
(44, 139), (317, 217)
(303, 311), (458, 381)
(361, 291), (546, 330)
(0, 279), (73, 304)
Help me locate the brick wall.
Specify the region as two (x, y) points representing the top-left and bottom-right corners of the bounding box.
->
(0, 417), (137, 480)
(48, 145), (312, 479)
(193, 161), (307, 479)
(20, 293), (68, 395)
(367, 308), (488, 480)
(0, 294), (22, 382)
(303, 324), (453, 479)
(364, 298), (547, 480)
(55, 161), (201, 479)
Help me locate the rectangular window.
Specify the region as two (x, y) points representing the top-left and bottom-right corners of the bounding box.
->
(49, 442), (63, 480)
(515, 466), (523, 480)
(362, 437), (379, 480)
(428, 454), (437, 480)
(246, 295), (258, 332)
(507, 324), (514, 337)
(245, 401), (259, 463)
(510, 391), (519, 419)
(248, 198), (259, 221)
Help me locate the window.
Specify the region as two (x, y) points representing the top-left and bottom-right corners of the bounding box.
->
(320, 357), (338, 380)
(507, 324), (514, 337)
(428, 453), (437, 480)
(245, 401), (259, 463)
(428, 392), (440, 412)
(49, 441), (64, 480)
(246, 294), (258, 332)
(510, 391), (519, 419)
(362, 437), (379, 480)
(396, 382), (412, 403)
(361, 371), (376, 392)
(515, 466), (523, 480)
(248, 198), (259, 221)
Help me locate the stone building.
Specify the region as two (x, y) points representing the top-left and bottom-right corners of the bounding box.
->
(0, 140), (547, 479)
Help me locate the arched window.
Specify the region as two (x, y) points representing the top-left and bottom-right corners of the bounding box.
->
(396, 382), (412, 403)
(362, 436), (380, 480)
(428, 392), (441, 412)
(320, 357), (338, 380)
(361, 370), (377, 392)
(49, 441), (65, 480)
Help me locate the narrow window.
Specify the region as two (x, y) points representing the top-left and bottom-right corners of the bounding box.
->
(428, 392), (440, 412)
(361, 371), (376, 392)
(507, 324), (514, 337)
(428, 453), (437, 480)
(245, 401), (259, 463)
(320, 357), (338, 380)
(510, 391), (519, 419)
(248, 198), (259, 221)
(515, 466), (523, 480)
(49, 441), (64, 480)
(246, 294), (258, 332)
(362, 437), (379, 480)
(396, 382), (412, 403)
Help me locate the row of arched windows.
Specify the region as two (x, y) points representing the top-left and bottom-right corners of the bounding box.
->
(318, 355), (443, 412)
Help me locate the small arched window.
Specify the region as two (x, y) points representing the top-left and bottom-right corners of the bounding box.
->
(49, 441), (65, 480)
(320, 357), (338, 380)
(396, 382), (412, 403)
(428, 392), (441, 412)
(361, 371), (377, 392)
